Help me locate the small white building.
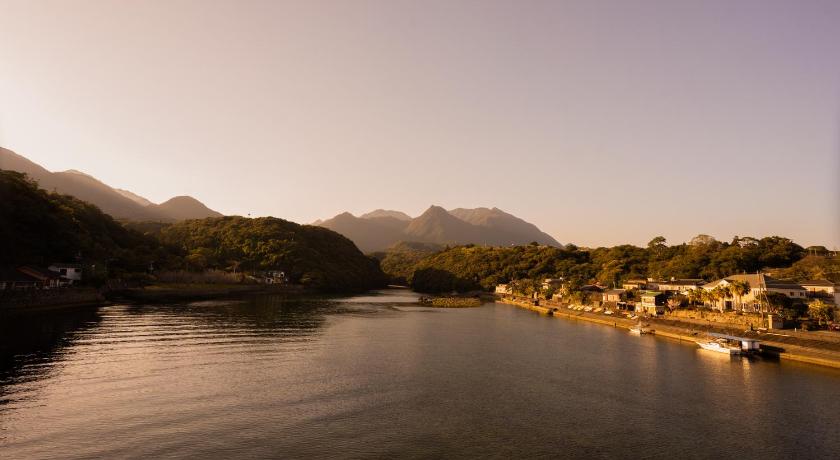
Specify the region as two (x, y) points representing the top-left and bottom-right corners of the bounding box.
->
(495, 284), (511, 295)
(653, 278), (705, 293)
(703, 274), (807, 312)
(48, 263), (83, 284)
(637, 291), (666, 315)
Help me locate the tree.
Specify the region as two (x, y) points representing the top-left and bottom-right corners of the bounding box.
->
(764, 292), (791, 314)
(808, 300), (834, 325)
(712, 285), (730, 310)
(667, 295), (685, 312)
(648, 236), (667, 249)
(686, 288), (704, 307)
(690, 234), (718, 247)
(727, 280), (751, 310)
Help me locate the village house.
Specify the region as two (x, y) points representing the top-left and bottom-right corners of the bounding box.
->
(495, 284), (511, 295)
(542, 278), (564, 290)
(48, 263), (83, 284)
(799, 280), (839, 305)
(17, 266), (62, 289)
(637, 291), (666, 315)
(652, 278), (705, 293)
(580, 284), (604, 293)
(601, 289), (630, 310)
(0, 267), (41, 290)
(602, 289), (624, 304)
(1, 266), (62, 290)
(621, 279), (647, 290)
(702, 273), (807, 312)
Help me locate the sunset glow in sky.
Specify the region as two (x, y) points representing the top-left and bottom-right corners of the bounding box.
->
(1, 0), (838, 247)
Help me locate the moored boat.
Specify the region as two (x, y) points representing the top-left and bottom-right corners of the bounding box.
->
(698, 339), (741, 355)
(629, 322), (654, 335)
(697, 334), (761, 355)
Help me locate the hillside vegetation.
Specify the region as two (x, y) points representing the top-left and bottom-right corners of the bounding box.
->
(0, 170), (170, 278)
(157, 217), (387, 291)
(2, 170), (386, 291)
(400, 236), (828, 293)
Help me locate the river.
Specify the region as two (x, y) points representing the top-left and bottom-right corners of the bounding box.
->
(2, 289), (839, 459)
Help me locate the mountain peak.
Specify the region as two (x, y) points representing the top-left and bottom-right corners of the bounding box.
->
(359, 209), (412, 221)
(2, 147), (222, 221)
(157, 196), (222, 220)
(421, 205), (449, 216)
(62, 169), (95, 179)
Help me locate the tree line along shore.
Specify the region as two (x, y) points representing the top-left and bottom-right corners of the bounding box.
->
(2, 167), (838, 334)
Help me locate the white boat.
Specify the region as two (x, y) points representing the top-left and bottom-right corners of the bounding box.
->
(629, 322), (654, 335)
(698, 339), (741, 355)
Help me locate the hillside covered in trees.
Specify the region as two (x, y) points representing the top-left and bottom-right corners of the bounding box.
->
(395, 236), (836, 293)
(1, 171), (387, 291)
(0, 170), (172, 279)
(157, 217), (387, 291)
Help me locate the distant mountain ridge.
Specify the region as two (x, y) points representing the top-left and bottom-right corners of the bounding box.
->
(317, 205), (561, 252)
(0, 147), (222, 221)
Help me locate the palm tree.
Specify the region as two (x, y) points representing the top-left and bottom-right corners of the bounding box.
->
(713, 285), (731, 311)
(728, 280), (751, 312)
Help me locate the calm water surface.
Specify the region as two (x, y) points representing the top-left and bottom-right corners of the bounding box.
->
(1, 289), (839, 459)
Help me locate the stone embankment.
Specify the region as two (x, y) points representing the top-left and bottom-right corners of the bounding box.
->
(497, 296), (840, 370)
(0, 288), (105, 314)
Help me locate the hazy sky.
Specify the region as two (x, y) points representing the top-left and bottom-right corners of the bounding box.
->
(1, 0), (838, 248)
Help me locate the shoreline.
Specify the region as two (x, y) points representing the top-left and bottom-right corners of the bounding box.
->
(498, 297), (840, 370)
(1, 283), (364, 315)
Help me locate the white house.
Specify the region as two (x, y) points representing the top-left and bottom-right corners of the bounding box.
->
(495, 284), (512, 295)
(637, 291), (666, 315)
(702, 274), (806, 312)
(653, 278), (705, 293)
(49, 263), (83, 284)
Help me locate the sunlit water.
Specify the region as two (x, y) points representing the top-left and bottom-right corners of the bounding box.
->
(2, 289), (839, 459)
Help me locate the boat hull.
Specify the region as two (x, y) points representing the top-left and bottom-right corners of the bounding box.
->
(698, 341), (741, 355)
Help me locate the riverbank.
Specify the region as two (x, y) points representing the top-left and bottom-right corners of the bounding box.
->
(498, 297), (840, 370)
(1, 283), (312, 315)
(107, 283), (305, 303)
(0, 288), (107, 315)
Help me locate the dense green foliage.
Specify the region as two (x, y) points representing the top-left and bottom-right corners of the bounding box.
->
(158, 217), (387, 291)
(2, 171), (387, 291)
(400, 236), (820, 293)
(371, 241), (442, 285)
(0, 170), (169, 279)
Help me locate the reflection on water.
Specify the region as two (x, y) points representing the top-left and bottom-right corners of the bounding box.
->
(1, 289), (839, 459)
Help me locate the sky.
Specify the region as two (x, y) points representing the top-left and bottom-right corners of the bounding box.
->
(1, 0), (838, 248)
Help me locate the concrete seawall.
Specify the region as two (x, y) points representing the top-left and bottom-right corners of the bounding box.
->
(497, 298), (840, 370)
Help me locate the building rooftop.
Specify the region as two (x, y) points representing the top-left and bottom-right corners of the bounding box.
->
(704, 274), (805, 291)
(799, 280), (835, 286)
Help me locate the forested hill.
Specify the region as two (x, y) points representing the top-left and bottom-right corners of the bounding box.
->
(400, 237), (835, 293)
(0, 170), (169, 276)
(1, 170), (387, 291)
(157, 217), (387, 291)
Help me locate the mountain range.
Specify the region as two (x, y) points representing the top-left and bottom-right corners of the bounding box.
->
(0, 147), (221, 221)
(316, 206), (561, 252)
